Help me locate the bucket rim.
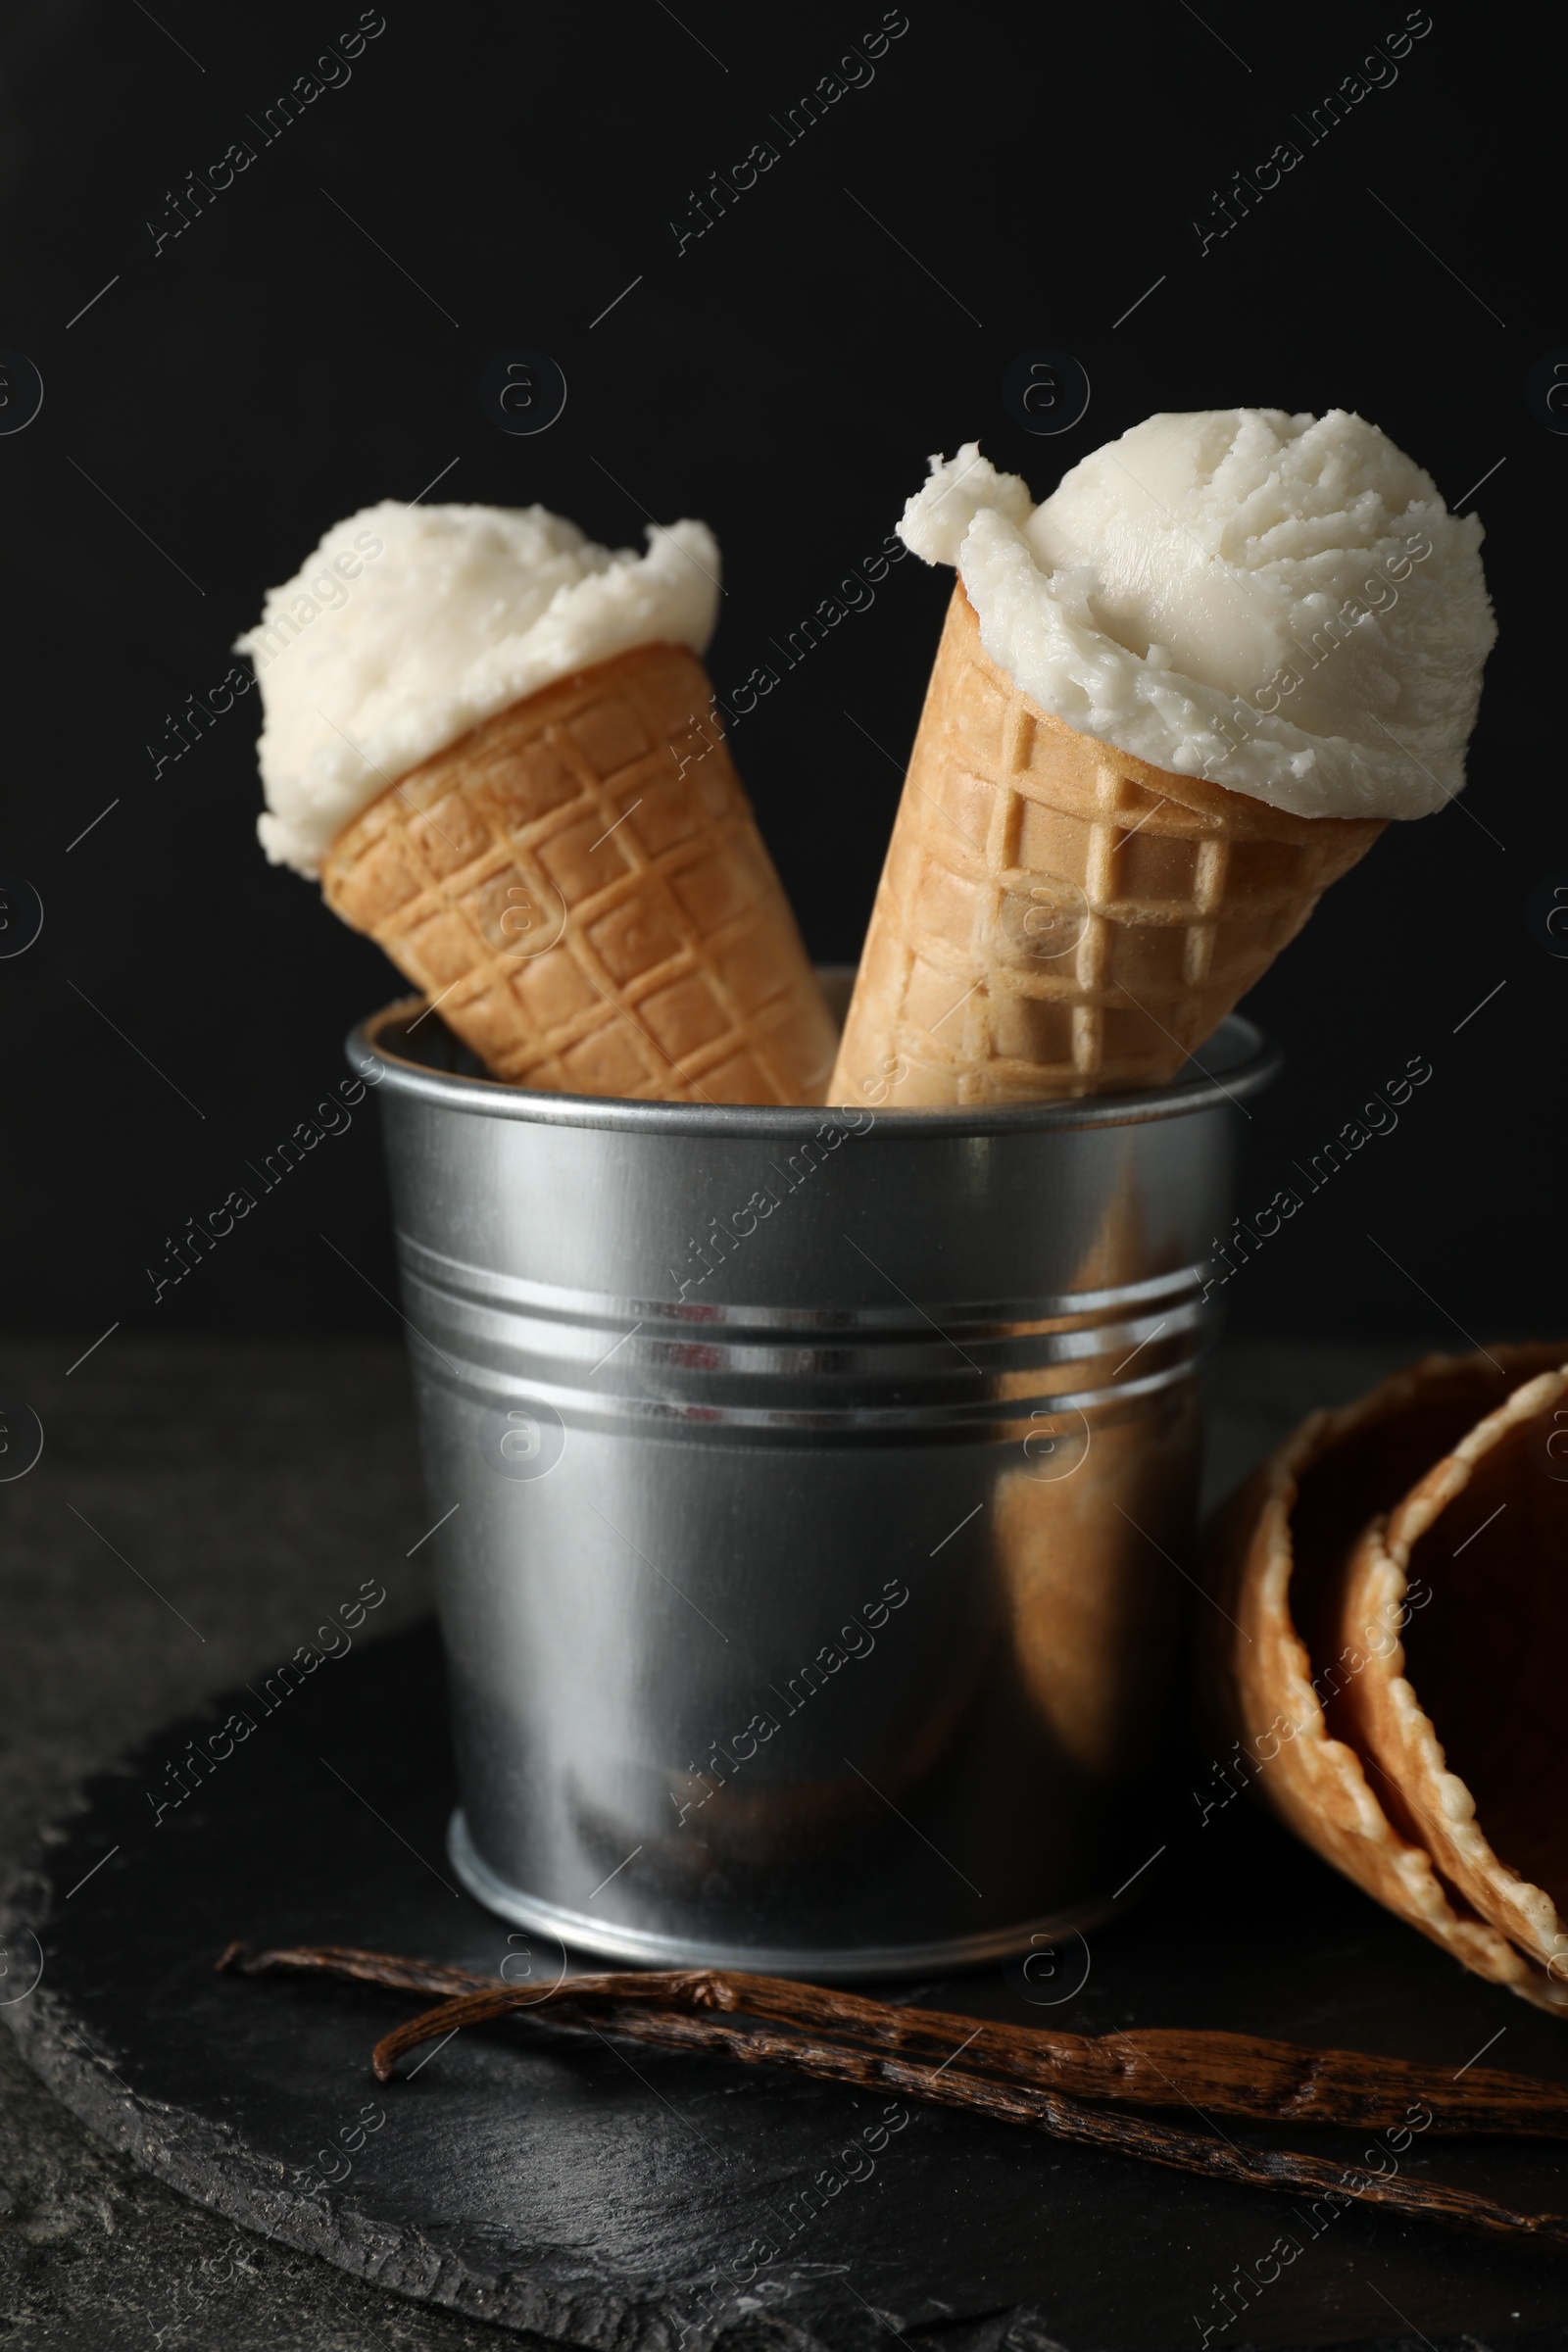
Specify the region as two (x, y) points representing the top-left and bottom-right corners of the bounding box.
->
(348, 980), (1281, 1139)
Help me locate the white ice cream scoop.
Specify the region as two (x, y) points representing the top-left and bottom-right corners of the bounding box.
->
(238, 500), (720, 874)
(898, 411), (1495, 821)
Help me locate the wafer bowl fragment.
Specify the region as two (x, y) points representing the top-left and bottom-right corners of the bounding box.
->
(1334, 1362), (1568, 1981)
(1202, 1346), (1568, 2013)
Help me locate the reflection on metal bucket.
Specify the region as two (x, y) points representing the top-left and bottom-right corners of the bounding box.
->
(353, 977), (1277, 1978)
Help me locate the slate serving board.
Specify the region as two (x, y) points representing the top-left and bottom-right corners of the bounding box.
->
(7, 1619), (1568, 2352)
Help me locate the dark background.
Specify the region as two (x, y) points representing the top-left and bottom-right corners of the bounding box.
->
(1, 0), (1560, 1348)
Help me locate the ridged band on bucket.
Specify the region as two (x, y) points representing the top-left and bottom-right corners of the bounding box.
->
(397, 1231), (1210, 1446)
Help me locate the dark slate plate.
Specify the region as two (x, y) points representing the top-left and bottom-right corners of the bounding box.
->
(6, 1620), (1568, 2352)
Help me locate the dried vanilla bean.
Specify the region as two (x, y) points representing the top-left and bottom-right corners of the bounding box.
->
(220, 1939), (1568, 2137)
(363, 1979), (1568, 2251)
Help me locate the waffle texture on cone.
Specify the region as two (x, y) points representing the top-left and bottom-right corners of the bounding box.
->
(321, 640), (836, 1103)
(1202, 1346), (1568, 2014)
(830, 587), (1384, 1107)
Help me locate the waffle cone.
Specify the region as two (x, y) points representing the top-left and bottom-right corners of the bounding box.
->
(1201, 1346), (1568, 2015)
(320, 641), (836, 1104)
(830, 586), (1385, 1107)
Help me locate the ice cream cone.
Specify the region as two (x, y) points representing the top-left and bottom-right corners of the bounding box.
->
(321, 639), (836, 1104)
(1201, 1345), (1568, 2015)
(830, 587), (1386, 1107)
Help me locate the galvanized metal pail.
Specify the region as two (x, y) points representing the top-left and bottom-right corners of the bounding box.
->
(351, 982), (1277, 1978)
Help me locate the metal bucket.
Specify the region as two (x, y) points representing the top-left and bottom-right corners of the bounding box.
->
(352, 980), (1277, 1979)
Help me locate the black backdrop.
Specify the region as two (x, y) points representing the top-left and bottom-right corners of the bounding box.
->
(1, 0), (1560, 1346)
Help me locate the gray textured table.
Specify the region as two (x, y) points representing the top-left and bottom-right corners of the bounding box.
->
(0, 1335), (1409, 2349)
